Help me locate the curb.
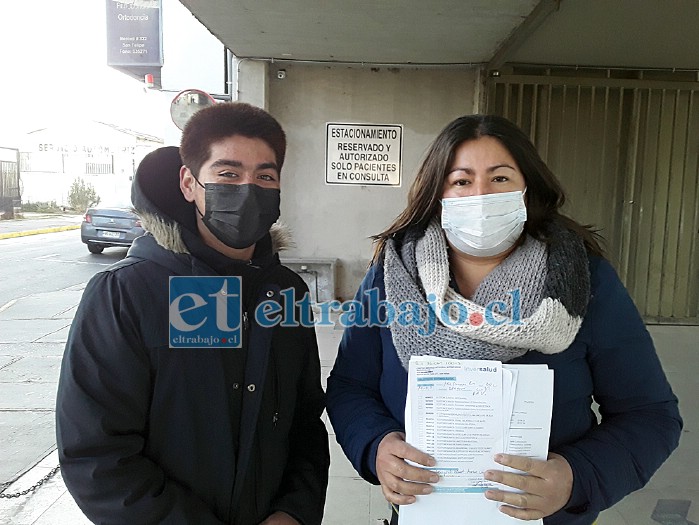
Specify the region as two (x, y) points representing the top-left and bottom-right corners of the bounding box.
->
(0, 225), (80, 240)
(0, 445), (58, 494)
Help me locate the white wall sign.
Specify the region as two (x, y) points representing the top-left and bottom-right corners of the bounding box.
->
(326, 123), (402, 186)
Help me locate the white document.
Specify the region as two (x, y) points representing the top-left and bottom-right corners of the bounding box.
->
(503, 364), (553, 463)
(407, 356), (503, 490)
(400, 357), (553, 525)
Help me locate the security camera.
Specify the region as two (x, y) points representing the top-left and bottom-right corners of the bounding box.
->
(277, 69), (286, 80)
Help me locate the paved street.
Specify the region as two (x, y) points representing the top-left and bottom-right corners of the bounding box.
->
(0, 214), (83, 240)
(0, 227), (124, 309)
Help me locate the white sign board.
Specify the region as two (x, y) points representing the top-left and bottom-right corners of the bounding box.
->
(326, 123), (402, 186)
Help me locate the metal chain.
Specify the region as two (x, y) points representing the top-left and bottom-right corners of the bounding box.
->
(0, 465), (61, 499)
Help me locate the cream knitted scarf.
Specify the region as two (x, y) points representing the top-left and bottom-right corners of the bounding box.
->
(383, 219), (590, 370)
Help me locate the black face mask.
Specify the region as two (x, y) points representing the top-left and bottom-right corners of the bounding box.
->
(195, 181), (280, 249)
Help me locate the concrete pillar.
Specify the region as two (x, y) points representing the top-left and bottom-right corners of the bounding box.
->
(235, 59), (269, 109)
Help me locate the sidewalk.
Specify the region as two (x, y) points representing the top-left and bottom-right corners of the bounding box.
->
(0, 213), (82, 240)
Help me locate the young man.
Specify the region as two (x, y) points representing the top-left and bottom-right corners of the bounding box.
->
(56, 103), (329, 525)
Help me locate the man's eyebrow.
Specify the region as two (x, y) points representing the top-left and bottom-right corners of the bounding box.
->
(210, 159), (243, 169)
(209, 159), (279, 172)
(257, 162), (279, 172)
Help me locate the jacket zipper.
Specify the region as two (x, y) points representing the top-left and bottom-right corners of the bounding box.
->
(243, 300), (278, 429)
(272, 349), (279, 429)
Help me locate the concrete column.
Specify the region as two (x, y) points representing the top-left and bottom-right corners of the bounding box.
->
(235, 59), (269, 109)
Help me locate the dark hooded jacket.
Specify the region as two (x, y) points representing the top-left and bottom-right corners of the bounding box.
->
(56, 146), (329, 525)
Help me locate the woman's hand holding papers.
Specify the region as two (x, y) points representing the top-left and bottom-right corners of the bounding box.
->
(483, 452), (573, 520)
(376, 431), (439, 505)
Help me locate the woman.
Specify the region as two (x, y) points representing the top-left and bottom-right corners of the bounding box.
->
(326, 115), (682, 525)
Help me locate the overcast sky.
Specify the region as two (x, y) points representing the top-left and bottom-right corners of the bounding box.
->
(0, 0), (173, 144)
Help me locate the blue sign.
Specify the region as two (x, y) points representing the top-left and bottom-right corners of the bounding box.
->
(169, 276), (243, 348)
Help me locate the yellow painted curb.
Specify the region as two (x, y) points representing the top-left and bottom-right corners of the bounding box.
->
(0, 224), (80, 240)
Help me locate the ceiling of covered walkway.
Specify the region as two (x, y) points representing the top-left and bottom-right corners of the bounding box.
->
(177, 0), (699, 70)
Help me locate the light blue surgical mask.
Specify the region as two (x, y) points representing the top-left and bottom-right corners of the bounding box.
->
(441, 189), (527, 257)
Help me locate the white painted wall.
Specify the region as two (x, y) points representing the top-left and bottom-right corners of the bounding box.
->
(18, 122), (161, 208)
(267, 63), (481, 299)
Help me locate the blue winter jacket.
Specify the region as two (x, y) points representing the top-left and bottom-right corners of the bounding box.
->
(326, 256), (681, 525)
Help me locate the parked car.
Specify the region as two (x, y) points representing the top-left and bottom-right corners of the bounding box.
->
(80, 201), (145, 254)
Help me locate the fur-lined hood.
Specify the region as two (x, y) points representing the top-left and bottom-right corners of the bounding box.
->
(139, 211), (294, 255)
(131, 146), (293, 256)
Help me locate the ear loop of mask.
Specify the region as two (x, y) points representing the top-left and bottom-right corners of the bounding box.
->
(190, 170), (206, 219)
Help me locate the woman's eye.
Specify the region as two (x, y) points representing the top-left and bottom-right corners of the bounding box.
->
(492, 176), (509, 183)
(454, 179), (469, 186)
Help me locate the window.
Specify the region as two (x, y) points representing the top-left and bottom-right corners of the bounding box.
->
(85, 161), (114, 175)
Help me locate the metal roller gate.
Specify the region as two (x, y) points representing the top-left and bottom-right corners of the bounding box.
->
(488, 68), (699, 323)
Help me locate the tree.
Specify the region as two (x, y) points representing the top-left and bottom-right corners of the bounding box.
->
(68, 177), (100, 211)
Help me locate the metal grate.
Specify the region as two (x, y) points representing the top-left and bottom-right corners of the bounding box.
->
(488, 69), (699, 323)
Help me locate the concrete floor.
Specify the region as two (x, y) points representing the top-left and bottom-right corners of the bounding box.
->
(0, 310), (696, 524)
